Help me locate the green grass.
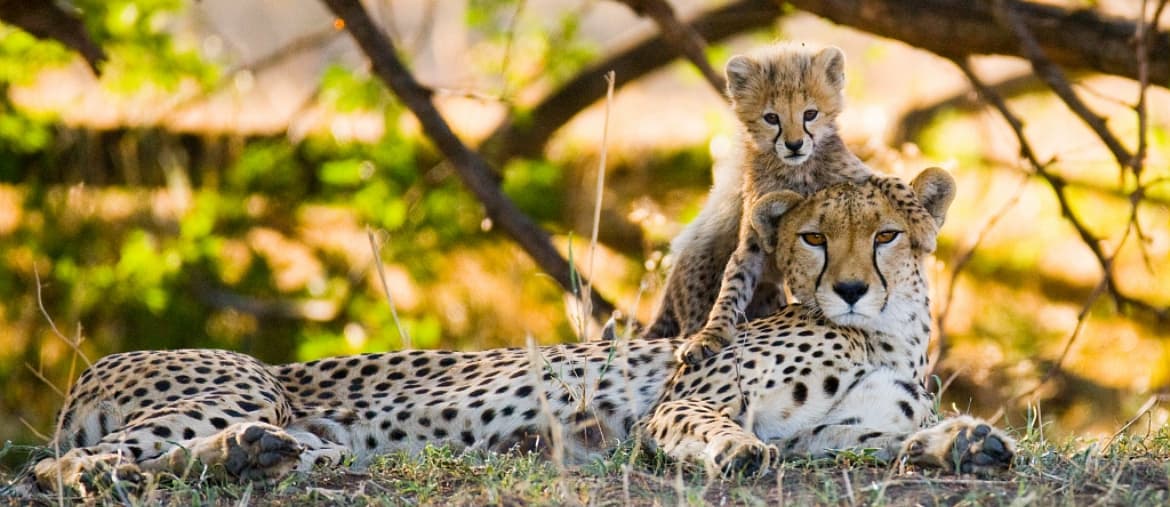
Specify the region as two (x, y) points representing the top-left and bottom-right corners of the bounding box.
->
(4, 426), (1169, 506)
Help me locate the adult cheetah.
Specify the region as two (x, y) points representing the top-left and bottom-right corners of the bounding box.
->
(11, 169), (1013, 497)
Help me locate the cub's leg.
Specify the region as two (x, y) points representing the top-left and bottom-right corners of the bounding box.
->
(642, 399), (777, 477)
(676, 226), (768, 365)
(678, 191), (802, 365)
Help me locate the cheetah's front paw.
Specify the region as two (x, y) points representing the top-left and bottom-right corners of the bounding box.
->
(32, 453), (149, 497)
(901, 416), (1015, 474)
(709, 439), (778, 478)
(676, 329), (731, 366)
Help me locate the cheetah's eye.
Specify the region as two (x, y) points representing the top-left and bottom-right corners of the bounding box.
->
(874, 231), (900, 245)
(800, 233), (826, 247)
(763, 113), (780, 126)
(803, 109), (818, 122)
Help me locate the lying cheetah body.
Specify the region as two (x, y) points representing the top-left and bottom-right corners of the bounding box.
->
(645, 44), (872, 350)
(13, 171), (1013, 497)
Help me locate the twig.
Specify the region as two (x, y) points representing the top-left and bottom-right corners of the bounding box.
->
(1012, 276), (1109, 403)
(933, 171), (1027, 366)
(321, 0), (621, 323)
(956, 57), (1168, 323)
(23, 364), (66, 399)
(161, 26), (344, 123)
(1132, 0), (1169, 179)
(581, 71), (616, 340)
(993, 0), (1133, 169)
(498, 0), (528, 99)
(1101, 394), (1162, 450)
(367, 228), (411, 349)
(613, 0), (726, 95)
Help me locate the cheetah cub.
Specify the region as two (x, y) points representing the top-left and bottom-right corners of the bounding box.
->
(644, 44), (871, 363)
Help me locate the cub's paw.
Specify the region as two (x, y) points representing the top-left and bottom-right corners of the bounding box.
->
(709, 439), (778, 478)
(219, 423), (304, 482)
(676, 330), (731, 366)
(33, 454), (149, 497)
(901, 416), (1015, 474)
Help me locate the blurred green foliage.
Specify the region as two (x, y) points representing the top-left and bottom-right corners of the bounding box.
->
(0, 4), (613, 465)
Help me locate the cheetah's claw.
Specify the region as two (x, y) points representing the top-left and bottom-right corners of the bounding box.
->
(712, 441), (778, 478)
(676, 329), (731, 366)
(902, 416), (1015, 474)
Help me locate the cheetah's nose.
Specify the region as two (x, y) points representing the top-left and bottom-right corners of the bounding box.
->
(784, 139), (804, 151)
(832, 280), (868, 305)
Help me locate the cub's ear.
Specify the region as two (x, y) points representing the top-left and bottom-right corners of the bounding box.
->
(725, 55), (757, 101)
(750, 191), (804, 253)
(910, 167), (956, 229)
(813, 46), (845, 90)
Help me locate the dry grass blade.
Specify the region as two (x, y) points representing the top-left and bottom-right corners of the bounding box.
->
(580, 71), (616, 340)
(367, 228), (411, 349)
(1102, 394), (1162, 450)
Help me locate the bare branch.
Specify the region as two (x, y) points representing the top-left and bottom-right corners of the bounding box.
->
(613, 0), (726, 95)
(955, 58), (1168, 324)
(320, 0), (620, 323)
(993, 0), (1134, 170)
(482, 0), (783, 163)
(787, 0), (1170, 87)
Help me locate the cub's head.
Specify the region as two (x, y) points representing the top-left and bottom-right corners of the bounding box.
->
(725, 44), (845, 166)
(750, 168), (956, 331)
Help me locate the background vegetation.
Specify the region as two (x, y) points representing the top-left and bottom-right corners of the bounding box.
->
(0, 0), (1167, 478)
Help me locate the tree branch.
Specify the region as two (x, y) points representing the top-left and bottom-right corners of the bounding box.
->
(482, 0), (783, 163)
(0, 0), (106, 75)
(613, 0), (726, 95)
(787, 0), (1170, 88)
(993, 0), (1134, 169)
(320, 0), (620, 324)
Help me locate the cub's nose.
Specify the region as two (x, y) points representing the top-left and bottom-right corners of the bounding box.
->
(832, 280), (868, 305)
(784, 139), (804, 151)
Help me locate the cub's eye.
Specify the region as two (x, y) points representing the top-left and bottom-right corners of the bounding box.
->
(803, 109), (818, 122)
(800, 233), (826, 247)
(874, 231), (900, 245)
(763, 113), (780, 125)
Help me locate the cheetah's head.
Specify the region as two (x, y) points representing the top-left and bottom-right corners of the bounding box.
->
(751, 168), (956, 331)
(725, 44), (845, 166)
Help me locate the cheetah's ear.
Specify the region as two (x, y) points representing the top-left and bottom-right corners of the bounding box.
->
(725, 55), (757, 101)
(910, 167), (956, 229)
(813, 46), (845, 91)
(750, 191), (804, 254)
